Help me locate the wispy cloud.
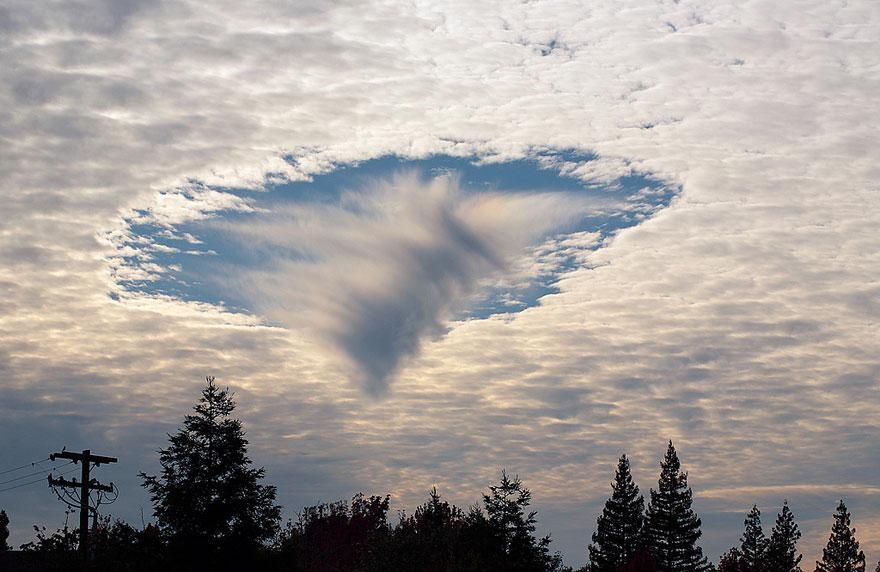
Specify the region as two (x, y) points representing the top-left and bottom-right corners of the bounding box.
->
(219, 170), (611, 394)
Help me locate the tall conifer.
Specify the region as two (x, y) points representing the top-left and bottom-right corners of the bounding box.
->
(140, 377), (281, 558)
(644, 441), (710, 572)
(766, 501), (802, 572)
(588, 454), (645, 572)
(740, 505), (768, 572)
(815, 500), (865, 572)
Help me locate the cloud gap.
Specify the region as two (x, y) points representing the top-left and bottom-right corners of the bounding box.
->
(108, 152), (678, 394)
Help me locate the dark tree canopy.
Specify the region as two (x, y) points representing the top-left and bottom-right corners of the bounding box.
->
(140, 377), (281, 557)
(482, 470), (566, 572)
(0, 510), (9, 551)
(815, 500), (865, 572)
(766, 501), (802, 572)
(644, 442), (710, 572)
(719, 548), (746, 572)
(740, 505), (768, 572)
(392, 487), (468, 571)
(588, 454), (645, 572)
(278, 492), (392, 571)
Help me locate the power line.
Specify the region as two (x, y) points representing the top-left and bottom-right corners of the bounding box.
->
(0, 457), (51, 476)
(0, 461), (73, 485)
(0, 464), (79, 494)
(49, 449), (118, 561)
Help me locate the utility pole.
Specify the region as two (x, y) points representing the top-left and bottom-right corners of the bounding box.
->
(48, 449), (117, 560)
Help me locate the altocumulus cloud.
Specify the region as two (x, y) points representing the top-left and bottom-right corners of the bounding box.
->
(1, 0), (879, 565)
(216, 170), (612, 395)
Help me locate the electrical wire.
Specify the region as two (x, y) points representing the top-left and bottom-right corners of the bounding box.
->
(0, 464), (80, 494)
(0, 476), (50, 494)
(0, 457), (51, 476)
(0, 461), (74, 486)
(48, 469), (119, 518)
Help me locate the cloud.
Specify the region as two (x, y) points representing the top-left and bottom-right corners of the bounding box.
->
(0, 0), (878, 566)
(217, 171), (610, 394)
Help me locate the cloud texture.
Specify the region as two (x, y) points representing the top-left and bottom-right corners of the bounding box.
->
(0, 0), (878, 566)
(217, 171), (610, 394)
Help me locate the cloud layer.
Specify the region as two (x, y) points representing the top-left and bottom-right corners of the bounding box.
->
(0, 0), (878, 567)
(212, 170), (612, 394)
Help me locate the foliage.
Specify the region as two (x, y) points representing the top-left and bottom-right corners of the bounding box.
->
(12, 435), (866, 571)
(0, 509), (9, 551)
(588, 454), (645, 572)
(140, 376), (281, 559)
(277, 492), (392, 571)
(89, 517), (166, 571)
(815, 500), (865, 572)
(766, 501), (802, 572)
(391, 487), (469, 571)
(718, 548), (746, 572)
(482, 469), (566, 572)
(19, 523), (78, 554)
(644, 441), (710, 572)
(740, 505), (767, 572)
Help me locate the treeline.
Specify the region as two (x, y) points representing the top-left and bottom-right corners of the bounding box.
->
(0, 378), (876, 572)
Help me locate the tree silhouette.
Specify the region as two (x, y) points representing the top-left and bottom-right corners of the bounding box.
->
(392, 487), (468, 571)
(644, 442), (710, 572)
(766, 501), (802, 572)
(740, 505), (768, 572)
(719, 548), (748, 572)
(588, 454), (645, 572)
(278, 492), (391, 571)
(815, 500), (865, 572)
(482, 469), (565, 572)
(140, 376), (281, 560)
(0, 509), (9, 551)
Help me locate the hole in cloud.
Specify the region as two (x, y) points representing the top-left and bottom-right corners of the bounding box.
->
(108, 151), (677, 395)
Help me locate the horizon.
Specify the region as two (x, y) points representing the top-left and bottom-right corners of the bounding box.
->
(1, 0), (878, 569)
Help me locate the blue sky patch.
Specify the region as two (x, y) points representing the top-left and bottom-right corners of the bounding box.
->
(113, 152), (677, 319)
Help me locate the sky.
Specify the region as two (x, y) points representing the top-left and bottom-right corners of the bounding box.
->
(1, 0), (878, 567)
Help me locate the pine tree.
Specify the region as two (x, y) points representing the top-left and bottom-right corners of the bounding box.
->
(644, 441), (710, 572)
(740, 505), (768, 572)
(718, 548), (746, 572)
(766, 501), (802, 572)
(482, 469), (565, 571)
(815, 500), (865, 572)
(0, 509), (9, 551)
(588, 454), (645, 572)
(140, 377), (281, 557)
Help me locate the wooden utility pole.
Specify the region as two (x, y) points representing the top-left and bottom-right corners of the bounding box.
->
(48, 449), (117, 560)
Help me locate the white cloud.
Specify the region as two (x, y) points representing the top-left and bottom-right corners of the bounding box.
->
(0, 0), (878, 566)
(214, 170), (612, 395)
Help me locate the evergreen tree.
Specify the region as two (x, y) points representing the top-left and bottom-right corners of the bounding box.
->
(718, 548), (746, 572)
(644, 442), (710, 572)
(0, 509), (9, 551)
(390, 487), (470, 571)
(766, 501), (802, 572)
(740, 505), (768, 572)
(482, 469), (565, 571)
(588, 454), (645, 572)
(140, 377), (281, 559)
(815, 500), (865, 572)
